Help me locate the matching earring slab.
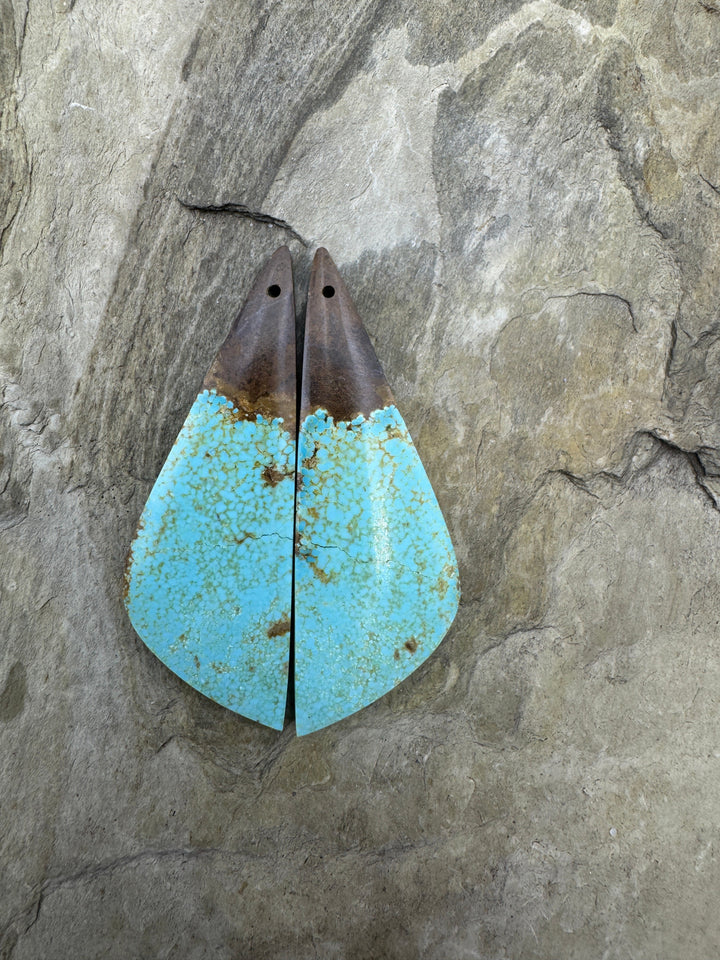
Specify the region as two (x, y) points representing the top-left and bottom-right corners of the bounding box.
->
(294, 248), (460, 735)
(124, 245), (460, 735)
(124, 247), (296, 731)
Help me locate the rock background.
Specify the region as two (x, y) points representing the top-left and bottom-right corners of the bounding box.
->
(2, 0), (720, 956)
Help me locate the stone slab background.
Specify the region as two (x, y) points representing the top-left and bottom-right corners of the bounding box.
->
(2, 0), (720, 956)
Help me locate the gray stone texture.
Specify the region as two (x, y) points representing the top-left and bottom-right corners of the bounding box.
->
(2, 0), (720, 956)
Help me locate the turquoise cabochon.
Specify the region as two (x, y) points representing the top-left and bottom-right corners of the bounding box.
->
(293, 248), (460, 735)
(124, 247), (297, 730)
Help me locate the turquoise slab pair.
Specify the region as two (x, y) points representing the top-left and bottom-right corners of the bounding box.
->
(125, 247), (459, 735)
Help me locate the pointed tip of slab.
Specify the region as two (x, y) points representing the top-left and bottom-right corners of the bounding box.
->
(243, 244), (294, 320)
(302, 248), (394, 421)
(307, 247), (347, 308)
(267, 243), (292, 273)
(203, 246), (296, 430)
(311, 246), (333, 271)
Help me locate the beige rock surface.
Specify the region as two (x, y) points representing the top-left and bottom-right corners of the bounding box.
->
(2, 0), (720, 956)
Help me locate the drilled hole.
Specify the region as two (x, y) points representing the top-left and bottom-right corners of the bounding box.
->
(322, 285), (335, 298)
(267, 284), (281, 298)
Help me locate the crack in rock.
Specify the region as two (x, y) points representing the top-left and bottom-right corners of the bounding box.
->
(175, 196), (309, 247)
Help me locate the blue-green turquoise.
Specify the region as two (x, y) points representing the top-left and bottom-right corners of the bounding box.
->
(125, 390), (294, 730)
(294, 404), (460, 735)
